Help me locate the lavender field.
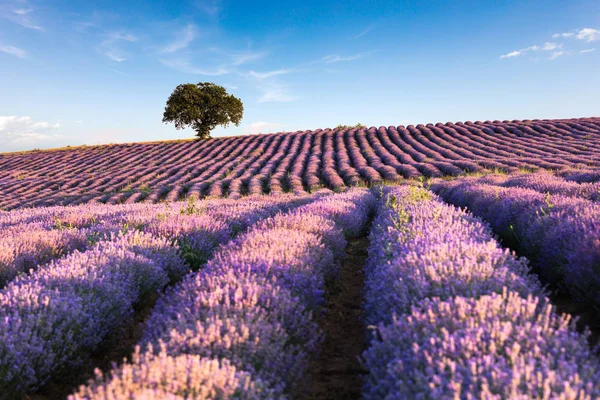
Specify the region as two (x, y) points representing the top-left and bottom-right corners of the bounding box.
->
(1, 117), (600, 399)
(1, 118), (600, 211)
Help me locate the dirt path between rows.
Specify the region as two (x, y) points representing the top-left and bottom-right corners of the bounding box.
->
(299, 236), (369, 400)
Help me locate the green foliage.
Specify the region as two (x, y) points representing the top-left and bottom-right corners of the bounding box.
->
(336, 122), (367, 130)
(180, 197), (206, 215)
(162, 82), (243, 139)
(178, 239), (211, 271)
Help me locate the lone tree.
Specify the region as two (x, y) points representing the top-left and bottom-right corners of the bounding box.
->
(162, 82), (243, 139)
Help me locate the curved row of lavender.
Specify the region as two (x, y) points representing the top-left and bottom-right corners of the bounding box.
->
(431, 179), (600, 312)
(0, 193), (321, 290)
(0, 193), (321, 396)
(1, 117), (599, 210)
(457, 171), (600, 201)
(362, 185), (600, 398)
(69, 189), (375, 398)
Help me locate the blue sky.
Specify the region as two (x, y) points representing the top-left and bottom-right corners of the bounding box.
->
(0, 0), (599, 152)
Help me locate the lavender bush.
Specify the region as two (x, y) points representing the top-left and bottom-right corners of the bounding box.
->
(72, 189), (375, 398)
(362, 185), (599, 398)
(431, 179), (600, 310)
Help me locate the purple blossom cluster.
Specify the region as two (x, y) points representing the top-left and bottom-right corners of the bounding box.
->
(364, 291), (600, 399)
(362, 185), (600, 398)
(0, 225), (90, 287)
(75, 346), (280, 399)
(431, 179), (600, 311)
(2, 118), (599, 209)
(0, 231), (186, 393)
(71, 189), (375, 398)
(0, 194), (317, 288)
(0, 194), (317, 397)
(364, 186), (543, 326)
(472, 171), (600, 201)
(559, 168), (600, 183)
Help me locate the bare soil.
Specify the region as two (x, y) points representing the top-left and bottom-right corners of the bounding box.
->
(298, 236), (369, 400)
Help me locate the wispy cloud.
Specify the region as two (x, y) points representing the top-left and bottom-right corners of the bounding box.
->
(548, 51), (565, 60)
(552, 32), (574, 39)
(106, 31), (137, 42)
(98, 30), (137, 62)
(105, 67), (130, 76)
(257, 87), (296, 103)
(161, 24), (197, 53)
(0, 1), (43, 30)
(73, 21), (97, 32)
(500, 42), (562, 59)
(581, 48), (596, 54)
(322, 52), (370, 63)
(0, 44), (28, 59)
(352, 25), (375, 39)
(553, 28), (600, 42)
(243, 68), (296, 103)
(229, 50), (265, 66)
(245, 121), (284, 134)
(246, 68), (293, 79)
(159, 58), (232, 75)
(500, 50), (521, 59)
(195, 0), (222, 17)
(13, 7), (33, 15)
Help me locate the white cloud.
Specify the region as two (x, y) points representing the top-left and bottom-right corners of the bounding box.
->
(160, 58), (232, 75)
(0, 116), (63, 150)
(500, 42), (562, 59)
(0, 1), (43, 31)
(553, 28), (600, 42)
(106, 31), (137, 42)
(257, 87), (296, 103)
(102, 50), (126, 62)
(352, 25), (374, 39)
(552, 32), (574, 38)
(13, 7), (33, 15)
(98, 31), (137, 62)
(581, 48), (596, 54)
(540, 42), (560, 50)
(0, 45), (27, 59)
(548, 51), (565, 60)
(105, 67), (130, 76)
(576, 28), (600, 42)
(161, 24), (197, 53)
(230, 50), (265, 66)
(322, 52), (369, 63)
(195, 0), (221, 17)
(247, 68), (293, 79)
(500, 50), (521, 59)
(245, 121), (284, 134)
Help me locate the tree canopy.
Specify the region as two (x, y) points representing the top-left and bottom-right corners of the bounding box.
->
(162, 82), (243, 139)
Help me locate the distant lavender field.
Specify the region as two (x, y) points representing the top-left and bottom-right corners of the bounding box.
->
(1, 117), (600, 399)
(1, 117), (599, 210)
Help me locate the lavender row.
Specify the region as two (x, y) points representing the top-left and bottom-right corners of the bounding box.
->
(467, 172), (600, 201)
(0, 194), (320, 396)
(2, 118), (599, 209)
(0, 231), (188, 394)
(363, 185), (543, 326)
(362, 186), (600, 398)
(431, 180), (600, 311)
(71, 189), (375, 399)
(0, 194), (319, 288)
